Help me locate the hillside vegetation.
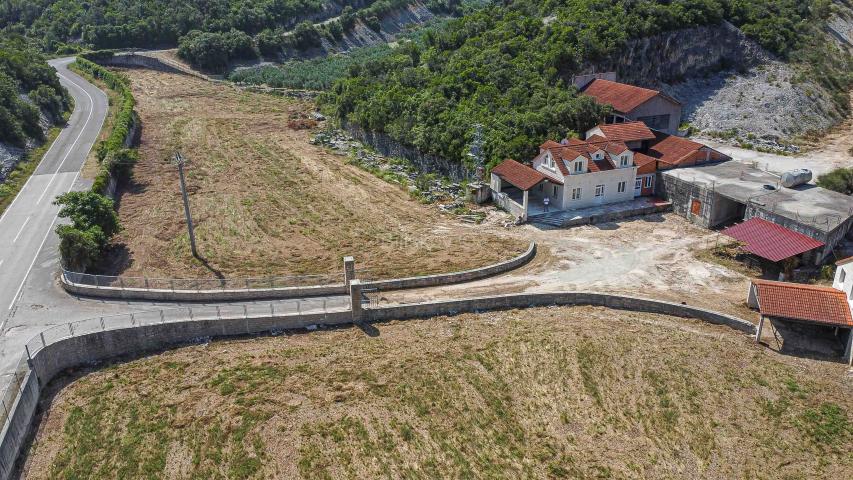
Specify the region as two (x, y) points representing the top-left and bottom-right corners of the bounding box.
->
(321, 0), (852, 166)
(0, 33), (69, 147)
(23, 307), (852, 478)
(0, 0), (461, 71)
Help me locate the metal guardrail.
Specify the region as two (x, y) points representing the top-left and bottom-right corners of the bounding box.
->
(0, 299), (343, 431)
(62, 270), (344, 291)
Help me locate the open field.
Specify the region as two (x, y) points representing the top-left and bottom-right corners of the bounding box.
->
(22, 306), (851, 479)
(105, 68), (525, 278)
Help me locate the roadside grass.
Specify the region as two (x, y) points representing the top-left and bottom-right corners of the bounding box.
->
(0, 127), (62, 216)
(109, 68), (525, 278)
(24, 307), (852, 479)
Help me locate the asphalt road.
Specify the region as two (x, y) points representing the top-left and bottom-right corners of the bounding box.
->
(0, 59), (350, 393)
(0, 57), (108, 328)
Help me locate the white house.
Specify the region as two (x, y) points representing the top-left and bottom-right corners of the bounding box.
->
(529, 138), (637, 210)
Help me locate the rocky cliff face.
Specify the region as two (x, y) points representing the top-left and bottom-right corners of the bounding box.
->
(592, 21), (767, 88)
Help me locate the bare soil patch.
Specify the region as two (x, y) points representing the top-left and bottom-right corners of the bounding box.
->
(22, 307), (852, 479)
(108, 69), (525, 278)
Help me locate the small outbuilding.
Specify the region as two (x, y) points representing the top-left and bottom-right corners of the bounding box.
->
(748, 279), (853, 364)
(721, 217), (825, 266)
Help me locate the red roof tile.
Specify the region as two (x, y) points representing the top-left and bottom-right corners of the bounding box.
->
(648, 131), (705, 165)
(581, 79), (666, 113)
(722, 218), (825, 262)
(751, 279), (853, 327)
(594, 122), (656, 142)
(633, 152), (657, 175)
(492, 159), (548, 190)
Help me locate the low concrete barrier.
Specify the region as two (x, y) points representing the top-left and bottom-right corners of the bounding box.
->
(60, 242), (536, 301)
(364, 292), (756, 334)
(361, 242), (536, 291)
(60, 277), (348, 302)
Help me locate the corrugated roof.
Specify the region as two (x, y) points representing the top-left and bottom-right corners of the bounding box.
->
(581, 79), (665, 113)
(595, 122), (656, 142)
(492, 159), (549, 190)
(752, 279), (853, 327)
(722, 218), (824, 262)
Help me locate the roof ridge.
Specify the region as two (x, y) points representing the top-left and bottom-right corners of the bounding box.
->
(752, 279), (844, 294)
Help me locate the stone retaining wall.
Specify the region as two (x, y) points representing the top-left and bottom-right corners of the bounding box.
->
(61, 242), (536, 301)
(364, 292), (756, 334)
(361, 242), (536, 292)
(60, 279), (348, 302)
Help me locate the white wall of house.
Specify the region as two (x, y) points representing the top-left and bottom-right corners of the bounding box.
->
(833, 262), (853, 310)
(532, 149), (636, 210)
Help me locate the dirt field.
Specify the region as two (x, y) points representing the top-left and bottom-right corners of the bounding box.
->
(22, 307), (852, 479)
(106, 69), (525, 278)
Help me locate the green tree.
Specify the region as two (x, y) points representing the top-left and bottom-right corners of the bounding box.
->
(54, 191), (121, 239)
(56, 225), (103, 272)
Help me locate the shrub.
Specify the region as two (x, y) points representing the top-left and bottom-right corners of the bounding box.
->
(817, 168), (853, 195)
(54, 191), (121, 271)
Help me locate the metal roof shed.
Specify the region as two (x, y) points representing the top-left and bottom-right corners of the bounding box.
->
(722, 218), (825, 262)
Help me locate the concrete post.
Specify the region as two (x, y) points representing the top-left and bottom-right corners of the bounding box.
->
(755, 315), (765, 343)
(522, 190), (529, 221)
(349, 279), (363, 323)
(343, 256), (356, 286)
(844, 328), (853, 366)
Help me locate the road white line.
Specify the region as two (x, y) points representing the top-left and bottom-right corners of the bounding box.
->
(12, 217), (30, 243)
(35, 73), (95, 206)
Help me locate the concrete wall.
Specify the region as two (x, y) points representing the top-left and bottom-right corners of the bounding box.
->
(362, 242), (536, 291)
(60, 277), (348, 302)
(365, 292), (756, 334)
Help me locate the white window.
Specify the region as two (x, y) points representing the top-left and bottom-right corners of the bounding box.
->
(595, 184), (605, 197)
(620, 155), (628, 167)
(644, 176), (653, 188)
(545, 153), (555, 169)
(841, 269), (847, 283)
(573, 161), (583, 173)
(571, 187), (582, 200)
(635, 178), (642, 189)
(617, 181), (626, 193)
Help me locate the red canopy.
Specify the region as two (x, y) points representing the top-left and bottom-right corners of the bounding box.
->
(722, 218), (824, 262)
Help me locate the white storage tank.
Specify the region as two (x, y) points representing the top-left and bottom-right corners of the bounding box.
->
(780, 169), (812, 188)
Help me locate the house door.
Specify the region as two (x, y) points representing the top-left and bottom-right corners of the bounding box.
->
(634, 177), (642, 197)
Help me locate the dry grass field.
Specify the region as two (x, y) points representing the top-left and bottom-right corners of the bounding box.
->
(23, 307), (852, 479)
(106, 69), (525, 278)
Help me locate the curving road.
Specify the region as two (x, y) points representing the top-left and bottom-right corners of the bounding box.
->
(0, 59), (347, 392)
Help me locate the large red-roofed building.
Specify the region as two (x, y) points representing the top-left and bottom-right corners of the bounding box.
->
(580, 78), (682, 134)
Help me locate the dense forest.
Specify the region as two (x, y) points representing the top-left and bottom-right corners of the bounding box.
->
(320, 0), (851, 167)
(0, 33), (70, 147)
(0, 0), (460, 70)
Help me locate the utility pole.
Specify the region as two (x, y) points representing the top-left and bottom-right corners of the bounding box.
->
(173, 152), (198, 258)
